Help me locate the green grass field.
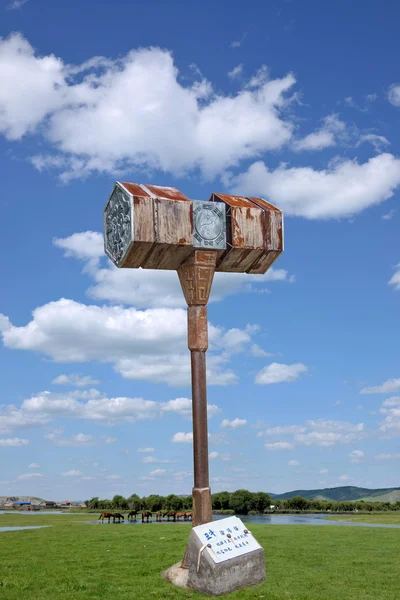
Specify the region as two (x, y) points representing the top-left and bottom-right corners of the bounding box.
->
(0, 512), (399, 600)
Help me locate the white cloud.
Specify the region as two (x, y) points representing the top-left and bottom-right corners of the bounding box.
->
(360, 378), (400, 394)
(105, 436), (116, 444)
(320, 468), (328, 474)
(250, 344), (274, 358)
(382, 397), (400, 407)
(142, 456), (172, 464)
(228, 153), (400, 219)
(388, 84), (400, 107)
(28, 463), (40, 468)
(149, 469), (166, 476)
(230, 33), (247, 48)
(0, 403), (50, 435)
(106, 474), (120, 480)
(208, 451), (231, 461)
(160, 397), (221, 418)
(292, 114), (347, 151)
(61, 469), (83, 477)
(378, 398), (400, 435)
(6, 0), (29, 9)
(228, 64), (243, 79)
(17, 472), (44, 479)
(265, 441), (294, 450)
(0, 34), (295, 180)
(0, 437), (29, 447)
(255, 362), (308, 384)
(358, 134), (390, 153)
(0, 297), (256, 387)
(258, 425), (306, 436)
(137, 447), (155, 453)
(339, 474), (353, 482)
(171, 432), (193, 443)
(288, 460), (300, 466)
(52, 374), (100, 387)
(388, 265), (400, 291)
(221, 418), (247, 429)
(382, 209), (396, 220)
(374, 453), (400, 460)
(348, 449), (364, 463)
(294, 420), (365, 447)
(46, 432), (94, 447)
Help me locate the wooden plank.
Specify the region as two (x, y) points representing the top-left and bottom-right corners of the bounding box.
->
(142, 199), (194, 270)
(121, 195), (155, 268)
(246, 197), (283, 274)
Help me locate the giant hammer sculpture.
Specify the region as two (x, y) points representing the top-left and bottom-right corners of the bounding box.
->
(104, 182), (283, 591)
(104, 182), (283, 526)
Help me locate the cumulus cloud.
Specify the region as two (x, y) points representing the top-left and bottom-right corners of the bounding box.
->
(0, 33), (295, 180)
(348, 449), (364, 463)
(61, 469), (83, 477)
(388, 265), (400, 291)
(0, 437), (29, 447)
(288, 460), (300, 466)
(170, 432), (193, 443)
(160, 397), (221, 418)
(388, 84), (400, 107)
(255, 362), (308, 384)
(45, 432), (95, 447)
(17, 472), (43, 479)
(28, 463), (40, 468)
(265, 441), (294, 450)
(142, 456), (172, 464)
(257, 425), (306, 437)
(137, 447), (155, 453)
(292, 114), (347, 151)
(228, 153), (400, 219)
(378, 397), (400, 435)
(228, 64), (243, 80)
(259, 419), (365, 448)
(221, 418), (247, 429)
(0, 298), (251, 386)
(360, 378), (400, 394)
(52, 374), (100, 387)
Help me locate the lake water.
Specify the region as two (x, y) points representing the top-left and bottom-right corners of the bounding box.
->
(0, 510), (65, 515)
(0, 526), (50, 533)
(88, 513), (400, 529)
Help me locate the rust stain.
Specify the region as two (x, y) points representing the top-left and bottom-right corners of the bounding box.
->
(247, 196), (282, 214)
(178, 238), (186, 244)
(143, 184), (190, 201)
(120, 182), (150, 197)
(209, 192), (255, 208)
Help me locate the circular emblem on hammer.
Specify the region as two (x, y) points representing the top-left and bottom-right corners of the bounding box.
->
(104, 184), (133, 266)
(193, 201), (226, 249)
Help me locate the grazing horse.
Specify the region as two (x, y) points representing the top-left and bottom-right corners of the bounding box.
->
(127, 510), (137, 521)
(175, 511), (186, 521)
(113, 512), (124, 523)
(141, 510), (152, 523)
(166, 510), (176, 522)
(184, 511), (193, 521)
(99, 511), (114, 523)
(155, 511), (163, 522)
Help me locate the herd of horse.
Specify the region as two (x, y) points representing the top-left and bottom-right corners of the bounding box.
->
(98, 510), (193, 523)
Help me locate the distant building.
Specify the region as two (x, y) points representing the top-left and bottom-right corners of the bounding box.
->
(39, 501), (57, 508)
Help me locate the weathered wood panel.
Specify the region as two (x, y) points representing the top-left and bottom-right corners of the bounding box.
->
(120, 195), (155, 268)
(246, 197), (283, 274)
(209, 193), (264, 273)
(142, 198), (193, 270)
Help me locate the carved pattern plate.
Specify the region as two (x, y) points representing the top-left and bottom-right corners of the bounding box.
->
(104, 184), (133, 266)
(193, 201), (226, 250)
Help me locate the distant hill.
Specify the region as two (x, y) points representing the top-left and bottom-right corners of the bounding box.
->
(270, 486), (400, 502)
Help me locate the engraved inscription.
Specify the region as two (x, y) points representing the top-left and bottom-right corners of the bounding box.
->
(104, 185), (133, 266)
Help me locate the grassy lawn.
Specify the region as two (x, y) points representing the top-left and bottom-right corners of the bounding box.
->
(327, 513), (400, 525)
(0, 512), (399, 600)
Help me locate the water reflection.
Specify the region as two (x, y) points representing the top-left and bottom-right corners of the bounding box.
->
(0, 525), (50, 533)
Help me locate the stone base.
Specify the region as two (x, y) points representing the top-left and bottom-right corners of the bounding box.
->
(163, 528), (266, 596)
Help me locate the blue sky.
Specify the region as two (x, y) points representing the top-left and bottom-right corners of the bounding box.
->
(0, 0), (399, 501)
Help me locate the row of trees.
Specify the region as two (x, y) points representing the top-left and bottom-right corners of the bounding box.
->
(86, 491), (400, 514)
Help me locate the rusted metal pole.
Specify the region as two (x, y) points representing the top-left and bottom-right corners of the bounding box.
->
(178, 251), (217, 527)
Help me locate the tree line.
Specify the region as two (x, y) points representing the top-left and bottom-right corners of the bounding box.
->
(86, 490), (400, 514)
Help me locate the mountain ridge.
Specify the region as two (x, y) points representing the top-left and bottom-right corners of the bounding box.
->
(269, 486), (400, 502)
